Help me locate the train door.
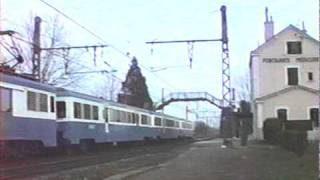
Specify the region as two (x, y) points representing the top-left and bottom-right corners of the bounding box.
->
(103, 107), (109, 133)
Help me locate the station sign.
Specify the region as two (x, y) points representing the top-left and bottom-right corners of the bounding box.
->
(263, 57), (319, 63)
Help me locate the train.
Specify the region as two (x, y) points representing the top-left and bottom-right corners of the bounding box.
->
(0, 72), (194, 156)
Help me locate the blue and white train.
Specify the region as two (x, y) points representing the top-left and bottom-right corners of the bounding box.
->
(0, 72), (193, 155)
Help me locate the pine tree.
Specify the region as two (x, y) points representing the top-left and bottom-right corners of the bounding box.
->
(118, 57), (153, 110)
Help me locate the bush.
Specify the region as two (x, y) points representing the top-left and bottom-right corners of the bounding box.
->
(263, 118), (283, 144)
(280, 130), (308, 156)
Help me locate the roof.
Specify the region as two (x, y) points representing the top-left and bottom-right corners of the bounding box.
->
(56, 87), (105, 103)
(255, 85), (320, 101)
(249, 24), (319, 67)
(252, 24), (319, 54)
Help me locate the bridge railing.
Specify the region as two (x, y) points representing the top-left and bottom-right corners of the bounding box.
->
(157, 92), (223, 110)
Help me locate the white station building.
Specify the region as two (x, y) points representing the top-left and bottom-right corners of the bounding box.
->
(250, 8), (319, 139)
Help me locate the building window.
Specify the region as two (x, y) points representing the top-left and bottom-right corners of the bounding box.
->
(287, 68), (299, 85)
(277, 109), (288, 121)
(0, 87), (12, 112)
(310, 108), (319, 127)
(83, 104), (91, 119)
(308, 72), (313, 81)
(50, 96), (55, 112)
(74, 102), (82, 119)
(92, 105), (99, 120)
(39, 93), (48, 112)
(57, 101), (66, 118)
(287, 41), (302, 54)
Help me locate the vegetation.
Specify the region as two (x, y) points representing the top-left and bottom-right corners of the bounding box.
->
(263, 118), (309, 156)
(263, 118), (283, 144)
(280, 130), (308, 156)
(118, 57), (153, 110)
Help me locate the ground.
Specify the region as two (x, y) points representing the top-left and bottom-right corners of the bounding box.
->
(28, 139), (318, 180)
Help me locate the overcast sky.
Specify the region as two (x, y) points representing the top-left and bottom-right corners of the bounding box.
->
(1, 0), (318, 125)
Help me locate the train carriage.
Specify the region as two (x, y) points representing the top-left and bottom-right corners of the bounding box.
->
(0, 71), (194, 155)
(0, 72), (57, 155)
(55, 88), (107, 148)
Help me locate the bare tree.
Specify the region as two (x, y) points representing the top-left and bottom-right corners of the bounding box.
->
(18, 14), (84, 87)
(90, 73), (122, 101)
(234, 70), (251, 102)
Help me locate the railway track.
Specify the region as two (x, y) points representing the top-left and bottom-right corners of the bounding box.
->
(0, 140), (193, 179)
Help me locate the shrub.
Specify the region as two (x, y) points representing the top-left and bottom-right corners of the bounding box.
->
(280, 130), (308, 156)
(263, 118), (283, 144)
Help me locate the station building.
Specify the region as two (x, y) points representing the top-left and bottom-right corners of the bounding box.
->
(250, 8), (319, 139)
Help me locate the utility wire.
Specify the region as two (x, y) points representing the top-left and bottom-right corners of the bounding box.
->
(38, 0), (180, 92)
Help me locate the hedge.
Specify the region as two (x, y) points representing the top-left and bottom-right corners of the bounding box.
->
(280, 130), (308, 156)
(263, 118), (283, 144)
(263, 118), (308, 156)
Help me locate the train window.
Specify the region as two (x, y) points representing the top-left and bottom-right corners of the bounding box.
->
(103, 108), (109, 123)
(154, 117), (162, 126)
(110, 109), (120, 122)
(50, 96), (55, 113)
(182, 122), (192, 129)
(134, 114), (139, 124)
(74, 102), (82, 119)
(129, 113), (138, 124)
(141, 114), (151, 125)
(119, 111), (125, 122)
(0, 87), (12, 112)
(39, 93), (48, 112)
(27, 91), (37, 111)
(92, 106), (99, 120)
(83, 104), (91, 119)
(165, 119), (174, 127)
(174, 121), (180, 128)
(57, 101), (66, 118)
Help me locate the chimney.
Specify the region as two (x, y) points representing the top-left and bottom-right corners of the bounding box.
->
(264, 7), (274, 41)
(302, 21), (307, 33)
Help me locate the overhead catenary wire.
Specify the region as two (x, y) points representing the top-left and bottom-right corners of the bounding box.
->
(38, 0), (181, 92)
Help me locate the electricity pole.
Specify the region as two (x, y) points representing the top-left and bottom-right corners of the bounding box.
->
(32, 16), (41, 80)
(146, 5), (231, 107)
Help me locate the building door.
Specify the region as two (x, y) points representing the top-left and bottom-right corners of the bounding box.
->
(277, 109), (287, 121)
(277, 109), (287, 129)
(310, 108), (319, 128)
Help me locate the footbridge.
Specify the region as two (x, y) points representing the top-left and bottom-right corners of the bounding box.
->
(155, 92), (223, 110)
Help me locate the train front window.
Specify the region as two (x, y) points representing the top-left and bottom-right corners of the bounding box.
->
(0, 87), (12, 112)
(57, 101), (66, 118)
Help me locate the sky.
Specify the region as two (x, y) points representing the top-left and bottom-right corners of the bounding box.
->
(1, 0), (318, 126)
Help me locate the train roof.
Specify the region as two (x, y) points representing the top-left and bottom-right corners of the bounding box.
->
(0, 72), (56, 93)
(56, 87), (105, 103)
